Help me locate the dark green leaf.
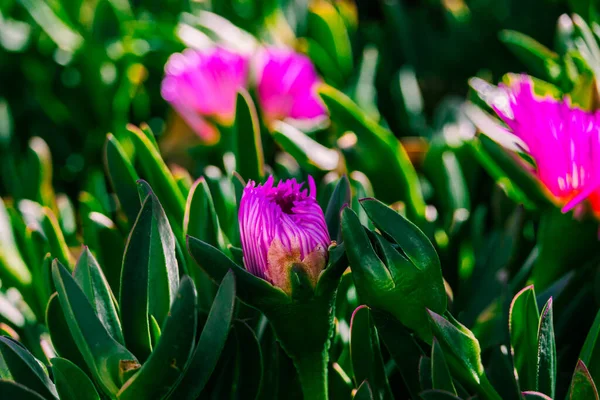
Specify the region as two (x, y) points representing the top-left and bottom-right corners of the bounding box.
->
(325, 176), (350, 242)
(168, 270), (236, 399)
(105, 134), (140, 225)
(52, 260), (138, 396)
(431, 338), (457, 395)
(318, 85), (426, 222)
(354, 380), (374, 400)
(74, 247), (123, 345)
(509, 285), (539, 391)
(570, 360), (599, 400)
(419, 389), (463, 400)
(234, 90), (264, 182)
(120, 192), (179, 361)
(0, 380), (47, 400)
(0, 336), (57, 399)
(350, 306), (393, 400)
(118, 277), (197, 400)
(536, 298), (556, 398)
(51, 358), (100, 400)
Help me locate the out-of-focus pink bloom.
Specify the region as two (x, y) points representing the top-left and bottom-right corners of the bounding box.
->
(238, 176), (331, 294)
(161, 47), (249, 142)
(255, 47), (327, 127)
(493, 75), (600, 214)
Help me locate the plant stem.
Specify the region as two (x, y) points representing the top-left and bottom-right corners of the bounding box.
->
(293, 350), (329, 400)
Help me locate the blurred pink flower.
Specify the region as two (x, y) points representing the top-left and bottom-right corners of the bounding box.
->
(255, 47), (327, 127)
(238, 176), (331, 294)
(161, 47), (249, 142)
(493, 75), (600, 214)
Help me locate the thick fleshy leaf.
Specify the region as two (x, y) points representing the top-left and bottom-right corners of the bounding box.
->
(427, 311), (487, 390)
(0, 196), (31, 286)
(105, 134), (140, 225)
(354, 380), (374, 400)
(570, 360), (599, 400)
(52, 260), (139, 396)
(371, 309), (424, 397)
(51, 358), (100, 400)
(168, 270), (236, 399)
(509, 286), (540, 391)
(0, 336), (58, 399)
(41, 207), (74, 270)
(522, 391), (553, 399)
(120, 192), (179, 361)
(0, 380), (47, 400)
(318, 85), (426, 222)
(81, 212), (124, 295)
(580, 309), (600, 386)
(419, 390), (462, 400)
(118, 277), (197, 400)
(73, 247), (123, 345)
(350, 306), (393, 400)
(499, 30), (562, 83)
(184, 178), (227, 254)
(307, 1), (353, 78)
(45, 294), (87, 373)
(536, 298), (556, 398)
(234, 90), (264, 182)
(324, 176), (351, 242)
(231, 320), (263, 400)
(128, 125), (186, 228)
(186, 236), (289, 307)
(431, 338), (457, 395)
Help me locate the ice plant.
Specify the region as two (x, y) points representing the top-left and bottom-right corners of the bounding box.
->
(161, 47), (249, 142)
(254, 47), (328, 127)
(238, 175), (331, 294)
(492, 75), (600, 214)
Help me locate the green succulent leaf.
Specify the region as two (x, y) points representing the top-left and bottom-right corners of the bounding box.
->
(521, 391), (553, 399)
(41, 207), (74, 270)
(499, 30), (562, 83)
(419, 389), (463, 400)
(318, 85), (426, 223)
(509, 285), (540, 391)
(324, 176), (351, 243)
(0, 380), (47, 400)
(52, 260), (139, 396)
(354, 380), (374, 400)
(231, 320), (263, 400)
(118, 277), (197, 400)
(580, 308), (600, 387)
(234, 90), (265, 182)
(128, 124), (186, 228)
(186, 235), (289, 307)
(74, 247), (123, 345)
(51, 358), (100, 400)
(120, 190), (179, 361)
(0, 196), (31, 287)
(105, 134), (140, 226)
(45, 293), (87, 373)
(167, 270), (236, 400)
(431, 338), (457, 395)
(569, 360), (599, 400)
(350, 305), (393, 400)
(0, 336), (58, 399)
(536, 298), (556, 398)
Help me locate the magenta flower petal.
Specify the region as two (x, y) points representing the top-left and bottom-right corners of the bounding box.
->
(492, 75), (600, 212)
(255, 47), (327, 126)
(238, 176), (331, 294)
(161, 47), (249, 140)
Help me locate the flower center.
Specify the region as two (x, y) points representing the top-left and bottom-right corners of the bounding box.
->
(275, 195), (296, 214)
